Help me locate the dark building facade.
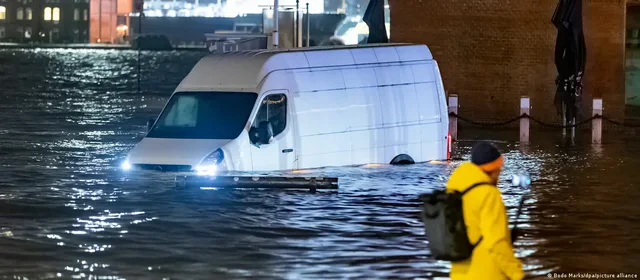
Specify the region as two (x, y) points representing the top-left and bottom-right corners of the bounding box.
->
(390, 0), (626, 123)
(0, 0), (90, 43)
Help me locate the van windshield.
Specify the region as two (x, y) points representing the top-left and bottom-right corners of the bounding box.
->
(146, 91), (257, 139)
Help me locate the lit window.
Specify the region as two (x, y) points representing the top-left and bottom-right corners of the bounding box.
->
(26, 8), (32, 20)
(44, 7), (52, 21)
(83, 9), (87, 21)
(25, 27), (32, 39)
(74, 8), (79, 21)
(17, 8), (24, 20)
(0, 6), (6, 20)
(53, 7), (60, 22)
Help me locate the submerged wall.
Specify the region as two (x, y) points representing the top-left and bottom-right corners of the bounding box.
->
(389, 0), (626, 123)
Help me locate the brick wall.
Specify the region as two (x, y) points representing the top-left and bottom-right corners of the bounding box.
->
(389, 0), (626, 123)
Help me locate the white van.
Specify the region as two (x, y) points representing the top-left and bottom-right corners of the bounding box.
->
(122, 43), (450, 174)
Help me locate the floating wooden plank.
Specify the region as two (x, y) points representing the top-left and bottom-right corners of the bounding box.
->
(175, 175), (339, 190)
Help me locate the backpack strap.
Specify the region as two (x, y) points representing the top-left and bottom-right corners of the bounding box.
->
(461, 182), (491, 249)
(461, 182), (491, 195)
(471, 236), (483, 248)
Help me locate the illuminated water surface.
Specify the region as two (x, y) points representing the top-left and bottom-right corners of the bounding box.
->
(0, 49), (639, 279)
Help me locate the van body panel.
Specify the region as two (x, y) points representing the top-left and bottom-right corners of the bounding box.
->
(396, 45), (433, 61)
(349, 48), (378, 64)
(411, 63), (437, 83)
(292, 70), (352, 169)
(432, 61), (450, 160)
(415, 82), (442, 122)
(303, 49), (355, 68)
(342, 67), (378, 89)
(373, 47), (400, 63)
(293, 70), (345, 93)
(298, 133), (353, 168)
(219, 133), (253, 171)
(249, 131), (297, 171)
(420, 122), (444, 161)
(383, 126), (423, 162)
(375, 65), (414, 86)
(377, 85), (421, 126)
(125, 44), (450, 173)
(247, 88), (297, 172)
(128, 138), (230, 167)
(343, 87), (384, 130)
(294, 89), (349, 136)
(351, 129), (385, 165)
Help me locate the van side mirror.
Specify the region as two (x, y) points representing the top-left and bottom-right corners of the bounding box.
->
(251, 121), (274, 145)
(147, 118), (156, 132)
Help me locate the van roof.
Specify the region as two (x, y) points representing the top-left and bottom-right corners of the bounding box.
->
(176, 43), (434, 92)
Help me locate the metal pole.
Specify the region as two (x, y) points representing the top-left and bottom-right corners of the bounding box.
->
(292, 9), (296, 48)
(295, 0), (299, 47)
(99, 0), (102, 42)
(110, 0), (115, 43)
(137, 11), (143, 94)
(273, 0), (279, 49)
(306, 3), (310, 47)
(297, 3), (303, 48)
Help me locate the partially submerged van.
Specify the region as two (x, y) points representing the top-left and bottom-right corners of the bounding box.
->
(122, 43), (449, 174)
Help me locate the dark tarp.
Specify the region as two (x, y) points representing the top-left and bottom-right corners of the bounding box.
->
(363, 0), (389, 44)
(552, 0), (586, 124)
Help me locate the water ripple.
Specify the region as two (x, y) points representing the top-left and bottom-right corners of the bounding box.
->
(1, 49), (639, 279)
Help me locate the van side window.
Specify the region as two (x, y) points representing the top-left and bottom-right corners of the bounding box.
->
(253, 94), (287, 137)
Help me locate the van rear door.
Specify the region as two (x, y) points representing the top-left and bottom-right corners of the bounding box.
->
(248, 91), (297, 171)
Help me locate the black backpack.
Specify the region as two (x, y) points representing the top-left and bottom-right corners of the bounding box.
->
(418, 182), (488, 262)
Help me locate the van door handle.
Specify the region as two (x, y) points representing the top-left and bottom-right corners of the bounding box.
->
(282, 149), (294, 154)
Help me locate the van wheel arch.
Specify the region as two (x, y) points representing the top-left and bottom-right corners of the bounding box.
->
(390, 154), (415, 165)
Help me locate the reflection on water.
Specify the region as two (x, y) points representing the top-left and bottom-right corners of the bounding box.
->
(1, 49), (639, 279)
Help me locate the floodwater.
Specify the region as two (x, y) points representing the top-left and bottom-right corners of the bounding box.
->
(1, 49), (639, 279)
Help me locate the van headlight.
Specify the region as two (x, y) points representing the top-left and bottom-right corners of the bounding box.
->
(195, 148), (224, 176)
(121, 159), (132, 171)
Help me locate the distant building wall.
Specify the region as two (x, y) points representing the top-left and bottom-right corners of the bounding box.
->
(117, 0), (132, 15)
(627, 4), (640, 106)
(90, 0), (117, 43)
(0, 0), (89, 43)
(389, 0), (626, 122)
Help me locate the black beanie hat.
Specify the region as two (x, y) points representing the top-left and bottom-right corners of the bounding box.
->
(471, 141), (502, 165)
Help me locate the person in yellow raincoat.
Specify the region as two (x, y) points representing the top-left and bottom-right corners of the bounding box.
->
(446, 142), (524, 280)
